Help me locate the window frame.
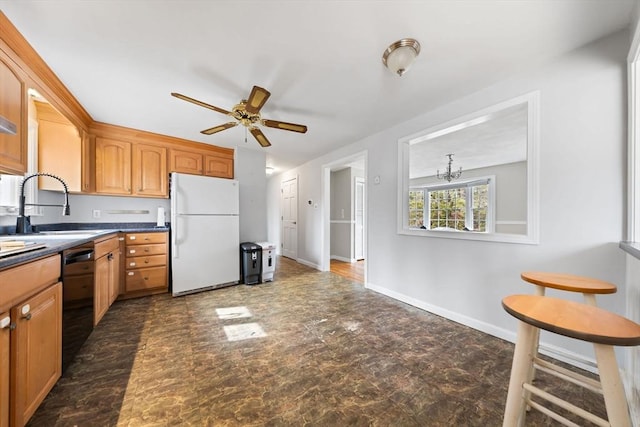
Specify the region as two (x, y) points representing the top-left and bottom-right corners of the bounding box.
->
(397, 92), (540, 244)
(411, 176), (495, 233)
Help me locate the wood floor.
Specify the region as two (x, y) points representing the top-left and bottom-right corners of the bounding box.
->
(330, 259), (365, 283)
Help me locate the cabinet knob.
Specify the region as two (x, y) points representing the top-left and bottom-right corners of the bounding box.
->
(144, 277), (149, 280)
(130, 249), (136, 254)
(144, 259), (149, 264)
(130, 262), (136, 267)
(0, 316), (10, 329)
(144, 248), (150, 252)
(128, 272), (134, 276)
(21, 304), (31, 320)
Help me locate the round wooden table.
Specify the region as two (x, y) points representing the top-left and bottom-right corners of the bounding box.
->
(502, 294), (640, 427)
(520, 271), (616, 306)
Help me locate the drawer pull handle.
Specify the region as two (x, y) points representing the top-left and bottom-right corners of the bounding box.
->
(130, 262), (136, 267)
(144, 260), (149, 264)
(144, 277), (149, 280)
(144, 237), (150, 241)
(128, 272), (134, 276)
(0, 317), (10, 329)
(130, 250), (136, 254)
(144, 249), (150, 252)
(130, 236), (136, 240)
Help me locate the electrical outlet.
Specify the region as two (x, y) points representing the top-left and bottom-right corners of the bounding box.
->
(92, 209), (101, 219)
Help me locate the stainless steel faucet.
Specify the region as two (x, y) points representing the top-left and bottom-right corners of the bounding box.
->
(16, 172), (70, 234)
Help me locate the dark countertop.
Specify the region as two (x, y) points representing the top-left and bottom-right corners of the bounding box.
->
(0, 223), (170, 271)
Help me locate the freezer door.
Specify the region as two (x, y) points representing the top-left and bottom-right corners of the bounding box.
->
(171, 173), (239, 215)
(172, 215), (240, 296)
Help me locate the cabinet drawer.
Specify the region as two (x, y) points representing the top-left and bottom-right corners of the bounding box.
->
(64, 260), (95, 276)
(63, 274), (93, 307)
(125, 244), (166, 257)
(95, 236), (119, 259)
(125, 232), (167, 245)
(125, 267), (167, 292)
(0, 255), (61, 313)
(126, 254), (166, 269)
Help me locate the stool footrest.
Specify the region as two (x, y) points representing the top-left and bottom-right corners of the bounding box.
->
(534, 357), (603, 394)
(522, 383), (610, 427)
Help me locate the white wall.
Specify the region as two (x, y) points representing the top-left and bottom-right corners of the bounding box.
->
(268, 30), (630, 366)
(235, 147), (267, 243)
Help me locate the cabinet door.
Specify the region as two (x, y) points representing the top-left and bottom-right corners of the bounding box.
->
(95, 137), (131, 195)
(0, 312), (9, 427)
(11, 283), (62, 427)
(94, 254), (110, 326)
(36, 101), (82, 192)
(0, 56), (26, 175)
(170, 148), (203, 175)
(108, 249), (120, 305)
(204, 154), (233, 178)
(133, 143), (167, 197)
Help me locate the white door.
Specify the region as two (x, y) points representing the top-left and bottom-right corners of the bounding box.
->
(354, 177), (365, 260)
(281, 177), (298, 259)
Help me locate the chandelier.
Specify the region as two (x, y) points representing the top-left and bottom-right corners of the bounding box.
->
(437, 154), (462, 182)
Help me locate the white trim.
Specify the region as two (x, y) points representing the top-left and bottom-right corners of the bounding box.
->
(397, 91), (540, 245)
(496, 220), (527, 225)
(330, 255), (354, 263)
(365, 281), (597, 374)
(330, 220), (354, 224)
(296, 257), (321, 270)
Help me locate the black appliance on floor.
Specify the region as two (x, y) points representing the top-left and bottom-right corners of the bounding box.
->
(240, 242), (262, 285)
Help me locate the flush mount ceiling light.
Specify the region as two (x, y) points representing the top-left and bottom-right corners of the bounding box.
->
(382, 38), (421, 76)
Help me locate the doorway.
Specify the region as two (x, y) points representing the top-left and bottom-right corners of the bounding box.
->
(322, 151), (367, 284)
(280, 177), (298, 260)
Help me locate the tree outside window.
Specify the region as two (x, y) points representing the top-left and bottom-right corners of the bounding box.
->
(410, 179), (491, 232)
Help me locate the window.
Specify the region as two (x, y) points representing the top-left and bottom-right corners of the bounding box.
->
(410, 178), (493, 232)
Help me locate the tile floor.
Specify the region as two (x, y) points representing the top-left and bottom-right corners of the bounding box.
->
(27, 257), (607, 426)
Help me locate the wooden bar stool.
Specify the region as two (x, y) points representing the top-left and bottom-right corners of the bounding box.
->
(520, 271), (617, 306)
(502, 294), (640, 427)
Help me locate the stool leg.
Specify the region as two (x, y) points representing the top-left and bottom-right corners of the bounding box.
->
(503, 321), (538, 427)
(593, 343), (631, 427)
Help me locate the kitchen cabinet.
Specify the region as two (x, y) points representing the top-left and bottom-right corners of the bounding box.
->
(0, 255), (62, 427)
(169, 148), (203, 175)
(95, 136), (168, 198)
(133, 143), (167, 197)
(169, 147), (234, 179)
(1, 311), (9, 427)
(123, 232), (168, 297)
(204, 153), (233, 178)
(95, 137), (132, 195)
(0, 54), (27, 175)
(35, 100), (83, 192)
(94, 235), (120, 326)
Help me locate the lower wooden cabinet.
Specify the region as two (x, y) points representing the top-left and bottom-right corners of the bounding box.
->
(94, 235), (120, 326)
(0, 255), (62, 427)
(1, 311), (9, 427)
(11, 283), (62, 427)
(123, 232), (168, 298)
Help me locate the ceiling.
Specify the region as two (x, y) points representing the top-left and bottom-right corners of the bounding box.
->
(0, 1), (636, 174)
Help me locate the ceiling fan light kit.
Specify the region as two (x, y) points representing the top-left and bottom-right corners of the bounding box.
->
(382, 38), (421, 76)
(171, 85), (308, 148)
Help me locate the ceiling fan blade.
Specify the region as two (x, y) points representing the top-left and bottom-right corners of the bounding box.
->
(201, 122), (238, 135)
(262, 119), (308, 133)
(171, 92), (231, 115)
(250, 127), (271, 147)
(244, 86), (271, 114)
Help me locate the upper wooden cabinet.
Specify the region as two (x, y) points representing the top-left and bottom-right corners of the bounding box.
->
(95, 137), (132, 195)
(0, 55), (26, 175)
(169, 146), (234, 179)
(35, 100), (84, 192)
(133, 143), (167, 197)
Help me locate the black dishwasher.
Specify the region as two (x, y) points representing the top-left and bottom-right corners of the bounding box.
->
(62, 243), (95, 373)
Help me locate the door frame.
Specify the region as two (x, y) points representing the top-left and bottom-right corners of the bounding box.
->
(280, 176), (298, 260)
(321, 150), (368, 277)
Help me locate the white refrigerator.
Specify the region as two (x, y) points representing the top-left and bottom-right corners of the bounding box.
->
(170, 173), (240, 296)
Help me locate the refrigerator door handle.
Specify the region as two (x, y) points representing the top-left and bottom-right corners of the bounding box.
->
(171, 187), (179, 259)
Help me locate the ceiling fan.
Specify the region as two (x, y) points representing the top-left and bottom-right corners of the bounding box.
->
(171, 86), (308, 147)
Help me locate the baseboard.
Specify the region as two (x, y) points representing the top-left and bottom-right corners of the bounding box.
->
(365, 282), (598, 374)
(330, 255), (354, 263)
(297, 257), (321, 270)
